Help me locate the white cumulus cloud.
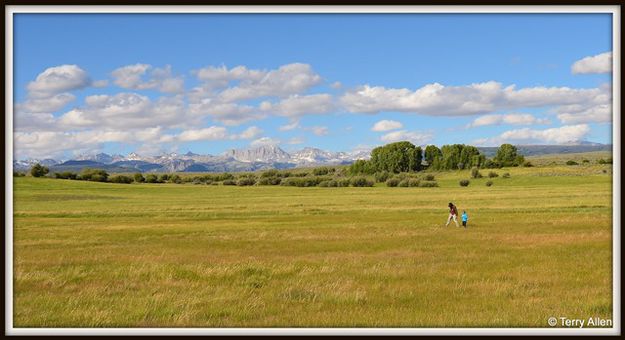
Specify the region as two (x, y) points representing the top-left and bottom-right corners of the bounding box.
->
(341, 81), (605, 116)
(260, 94), (334, 118)
(380, 130), (432, 145)
(177, 126), (229, 142)
(112, 64), (184, 93)
(371, 119), (403, 131)
(250, 137), (281, 147)
(468, 113), (550, 128)
(58, 93), (187, 129)
(26, 64), (91, 99)
(572, 52), (612, 74)
(476, 124), (591, 146)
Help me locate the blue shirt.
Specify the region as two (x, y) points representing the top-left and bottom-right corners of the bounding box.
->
(461, 213), (468, 222)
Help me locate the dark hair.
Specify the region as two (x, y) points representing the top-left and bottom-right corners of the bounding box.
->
(448, 202), (453, 207)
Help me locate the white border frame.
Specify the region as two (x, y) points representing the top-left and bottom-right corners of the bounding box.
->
(4, 5), (621, 336)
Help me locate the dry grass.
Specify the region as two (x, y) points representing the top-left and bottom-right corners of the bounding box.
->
(12, 162), (613, 327)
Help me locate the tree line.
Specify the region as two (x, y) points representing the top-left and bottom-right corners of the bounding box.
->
(349, 142), (527, 175)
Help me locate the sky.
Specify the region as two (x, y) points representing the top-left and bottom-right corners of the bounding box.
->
(12, 13), (614, 159)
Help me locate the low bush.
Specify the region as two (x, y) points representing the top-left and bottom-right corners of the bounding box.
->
(110, 175), (133, 184)
(523, 161), (534, 167)
(398, 179), (409, 187)
(423, 174), (435, 181)
(471, 167), (483, 179)
(419, 181), (439, 187)
(133, 173), (145, 183)
(488, 171), (499, 178)
(80, 168), (109, 182)
(313, 167), (334, 176)
(159, 174), (170, 182)
(260, 169), (279, 178)
(337, 179), (351, 187)
(408, 178), (420, 187)
(459, 179), (470, 187)
(54, 171), (78, 180)
(502, 172), (511, 178)
(582, 159), (590, 163)
(374, 171), (390, 183)
(485, 180), (494, 187)
(598, 158), (613, 164)
(237, 177), (256, 186)
(145, 174), (160, 183)
(222, 179), (236, 185)
(386, 178), (400, 187)
(566, 160), (578, 166)
(30, 163), (49, 177)
(170, 174), (182, 184)
(257, 177), (282, 185)
(13, 172), (26, 177)
(280, 177), (324, 187)
(350, 176), (374, 187)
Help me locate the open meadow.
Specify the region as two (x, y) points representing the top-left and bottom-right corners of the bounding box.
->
(12, 162), (613, 327)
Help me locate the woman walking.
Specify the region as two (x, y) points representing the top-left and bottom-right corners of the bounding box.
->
(445, 202), (460, 227)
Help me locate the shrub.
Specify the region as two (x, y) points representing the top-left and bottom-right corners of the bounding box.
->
(484, 159), (503, 169)
(258, 177), (281, 185)
(408, 178), (420, 187)
(386, 178), (400, 187)
(313, 167), (334, 176)
(419, 181), (439, 187)
(30, 163), (49, 177)
(470, 167), (483, 179)
(459, 179), (470, 187)
(133, 173), (145, 183)
(327, 180), (338, 187)
(488, 171), (499, 178)
(222, 179), (236, 185)
(218, 173), (235, 181)
(398, 179), (409, 187)
(582, 159), (590, 163)
(145, 174), (160, 183)
(13, 172), (25, 177)
(502, 172), (511, 178)
(523, 161), (534, 167)
(485, 180), (494, 187)
(350, 176), (374, 187)
(110, 175), (133, 184)
(170, 174), (182, 184)
(237, 177), (256, 186)
(261, 169), (278, 178)
(598, 158), (613, 164)
(566, 160), (578, 166)
(80, 168), (109, 182)
(54, 171), (77, 180)
(423, 174), (435, 181)
(338, 179), (351, 187)
(159, 174), (170, 182)
(374, 171), (390, 183)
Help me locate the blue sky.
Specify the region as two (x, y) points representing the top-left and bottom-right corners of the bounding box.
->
(13, 13), (613, 159)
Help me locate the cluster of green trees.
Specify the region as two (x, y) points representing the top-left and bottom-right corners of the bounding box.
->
(349, 142), (526, 175)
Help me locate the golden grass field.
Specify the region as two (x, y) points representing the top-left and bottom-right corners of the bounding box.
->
(12, 161), (613, 327)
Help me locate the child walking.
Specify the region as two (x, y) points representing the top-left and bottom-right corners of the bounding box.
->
(461, 210), (469, 228)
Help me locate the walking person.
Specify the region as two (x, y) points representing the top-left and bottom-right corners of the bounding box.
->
(461, 210), (469, 228)
(445, 202), (460, 227)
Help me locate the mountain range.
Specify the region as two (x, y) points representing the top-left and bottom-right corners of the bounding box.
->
(13, 142), (611, 174)
(13, 145), (372, 173)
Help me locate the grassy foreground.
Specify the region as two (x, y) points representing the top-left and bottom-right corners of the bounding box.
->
(12, 164), (613, 327)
